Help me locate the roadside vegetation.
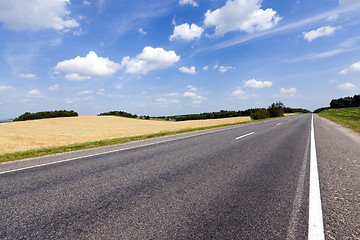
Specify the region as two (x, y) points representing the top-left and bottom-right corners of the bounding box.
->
(315, 94), (360, 134)
(317, 107), (360, 134)
(13, 110), (78, 121)
(314, 94), (360, 113)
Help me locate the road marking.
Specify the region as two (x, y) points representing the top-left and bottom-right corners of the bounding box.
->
(287, 131), (310, 240)
(0, 124), (257, 175)
(235, 132), (254, 139)
(308, 114), (325, 240)
(276, 123), (282, 126)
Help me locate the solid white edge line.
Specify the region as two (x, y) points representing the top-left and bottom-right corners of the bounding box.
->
(0, 124), (256, 175)
(308, 114), (325, 240)
(235, 132), (255, 140)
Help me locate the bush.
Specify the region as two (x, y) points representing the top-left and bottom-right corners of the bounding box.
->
(267, 101), (284, 118)
(251, 109), (270, 120)
(98, 111), (138, 118)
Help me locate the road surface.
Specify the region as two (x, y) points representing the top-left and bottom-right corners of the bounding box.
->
(1, 114), (359, 239)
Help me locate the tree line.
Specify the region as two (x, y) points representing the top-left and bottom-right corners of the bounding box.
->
(314, 94), (360, 113)
(13, 110), (78, 122)
(161, 102), (309, 121)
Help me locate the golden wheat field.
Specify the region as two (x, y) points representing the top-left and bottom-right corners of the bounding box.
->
(0, 116), (252, 154)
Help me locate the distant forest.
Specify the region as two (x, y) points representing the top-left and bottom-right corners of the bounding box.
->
(13, 110), (78, 122)
(162, 102), (310, 121)
(314, 94), (360, 113)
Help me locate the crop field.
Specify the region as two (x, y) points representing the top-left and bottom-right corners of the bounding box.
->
(0, 116), (252, 155)
(317, 107), (360, 134)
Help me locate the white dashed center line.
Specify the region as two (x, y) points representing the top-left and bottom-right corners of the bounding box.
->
(236, 132), (255, 140)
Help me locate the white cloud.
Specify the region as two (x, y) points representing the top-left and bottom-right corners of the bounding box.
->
(170, 23), (204, 41)
(303, 26), (338, 42)
(187, 85), (198, 91)
(83, 1), (90, 5)
(231, 87), (253, 99)
(243, 78), (272, 88)
(115, 83), (123, 89)
(55, 51), (120, 80)
(218, 66), (234, 73)
(78, 90), (93, 95)
(155, 98), (179, 105)
(339, 0), (360, 6)
(138, 28), (147, 35)
(339, 61), (360, 74)
(179, 66), (196, 74)
(49, 84), (60, 91)
(0, 0), (79, 31)
(203, 66), (209, 71)
(0, 85), (15, 91)
(280, 88), (296, 96)
(179, 0), (198, 7)
(183, 85), (206, 103)
(327, 14), (338, 22)
(121, 46), (180, 75)
(337, 83), (356, 90)
(27, 89), (43, 98)
(17, 73), (37, 79)
(64, 73), (91, 81)
(204, 0), (282, 35)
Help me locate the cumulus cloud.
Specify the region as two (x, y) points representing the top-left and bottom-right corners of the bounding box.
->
(183, 85), (206, 104)
(218, 66), (234, 73)
(64, 73), (91, 81)
(17, 73), (37, 79)
(170, 23), (204, 41)
(55, 51), (120, 80)
(78, 90), (93, 95)
(231, 87), (253, 99)
(337, 83), (356, 90)
(121, 46), (180, 75)
(49, 84), (60, 91)
(27, 89), (43, 98)
(338, 61), (360, 74)
(243, 78), (272, 88)
(179, 66), (196, 74)
(204, 0), (282, 35)
(303, 26), (338, 42)
(0, 0), (79, 31)
(203, 66), (209, 71)
(0, 85), (15, 91)
(179, 0), (198, 7)
(280, 88), (296, 96)
(232, 78), (272, 98)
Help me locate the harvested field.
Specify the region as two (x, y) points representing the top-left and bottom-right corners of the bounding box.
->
(0, 116), (251, 154)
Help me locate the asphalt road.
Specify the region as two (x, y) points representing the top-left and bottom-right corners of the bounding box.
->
(0, 114), (359, 239)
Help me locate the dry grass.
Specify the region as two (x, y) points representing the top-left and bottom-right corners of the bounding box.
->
(0, 116), (251, 154)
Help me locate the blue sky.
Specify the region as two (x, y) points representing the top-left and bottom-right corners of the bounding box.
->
(0, 0), (360, 118)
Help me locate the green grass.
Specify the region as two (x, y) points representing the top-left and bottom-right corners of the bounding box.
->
(317, 107), (360, 134)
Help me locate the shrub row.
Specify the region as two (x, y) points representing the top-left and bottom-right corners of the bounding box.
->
(13, 110), (78, 122)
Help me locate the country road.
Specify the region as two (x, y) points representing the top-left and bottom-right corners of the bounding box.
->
(1, 114), (359, 239)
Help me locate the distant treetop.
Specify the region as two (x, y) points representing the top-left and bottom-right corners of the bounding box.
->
(13, 110), (78, 122)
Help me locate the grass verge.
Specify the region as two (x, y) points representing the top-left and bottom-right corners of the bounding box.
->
(0, 120), (254, 163)
(317, 107), (360, 134)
